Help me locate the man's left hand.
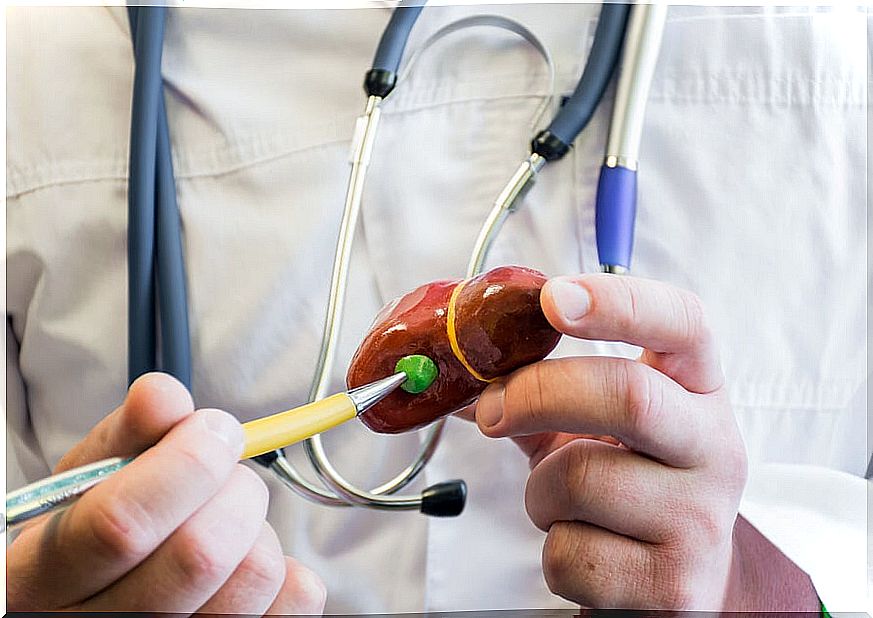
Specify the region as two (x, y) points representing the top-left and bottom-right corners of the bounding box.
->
(474, 274), (811, 610)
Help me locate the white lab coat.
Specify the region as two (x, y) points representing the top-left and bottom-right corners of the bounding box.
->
(6, 4), (869, 614)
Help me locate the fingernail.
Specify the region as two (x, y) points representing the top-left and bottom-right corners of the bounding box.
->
(476, 383), (505, 429)
(202, 409), (244, 455)
(549, 277), (590, 321)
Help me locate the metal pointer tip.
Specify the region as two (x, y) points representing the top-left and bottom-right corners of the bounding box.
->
(348, 372), (408, 414)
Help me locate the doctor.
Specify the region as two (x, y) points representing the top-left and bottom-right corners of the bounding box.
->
(6, 3), (869, 615)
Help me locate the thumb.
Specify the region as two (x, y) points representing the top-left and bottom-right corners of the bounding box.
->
(53, 372), (194, 473)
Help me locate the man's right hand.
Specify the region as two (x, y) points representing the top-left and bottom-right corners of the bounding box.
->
(7, 372), (327, 614)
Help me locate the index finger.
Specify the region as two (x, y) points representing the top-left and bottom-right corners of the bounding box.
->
(541, 274), (723, 394)
(475, 356), (714, 468)
(6, 408), (243, 610)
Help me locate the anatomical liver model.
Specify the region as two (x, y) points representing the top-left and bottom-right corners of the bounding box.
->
(347, 266), (561, 433)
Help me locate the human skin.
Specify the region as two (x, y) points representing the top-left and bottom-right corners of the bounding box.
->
(473, 274), (819, 610)
(6, 373), (327, 614)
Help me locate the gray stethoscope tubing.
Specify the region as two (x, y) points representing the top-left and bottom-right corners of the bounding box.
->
(267, 14), (562, 511)
(126, 5), (192, 390)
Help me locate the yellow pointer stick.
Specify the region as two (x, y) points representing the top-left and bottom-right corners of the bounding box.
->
(5, 360), (441, 532)
(242, 392), (360, 460)
(242, 355), (437, 459)
(241, 372), (407, 459)
(6, 391), (383, 532)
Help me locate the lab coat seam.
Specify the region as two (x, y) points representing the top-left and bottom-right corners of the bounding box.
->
(648, 73), (865, 107)
(166, 114), (353, 177)
(11, 95), (549, 193)
(8, 95), (541, 196)
(172, 136), (351, 181)
(383, 68), (579, 113)
(383, 92), (553, 121)
(729, 382), (861, 412)
(391, 68), (868, 109)
(6, 169), (127, 200)
(383, 87), (549, 117)
(663, 9), (867, 24)
(8, 68), (863, 196)
(5, 136), (354, 198)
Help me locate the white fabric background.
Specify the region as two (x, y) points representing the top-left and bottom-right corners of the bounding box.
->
(6, 4), (869, 613)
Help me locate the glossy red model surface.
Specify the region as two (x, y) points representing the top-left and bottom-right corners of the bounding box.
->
(347, 266), (561, 433)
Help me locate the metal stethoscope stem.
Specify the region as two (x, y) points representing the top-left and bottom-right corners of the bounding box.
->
(272, 91), (513, 511)
(269, 95), (448, 510)
(267, 3), (650, 513)
(270, 8), (580, 511)
(467, 153), (546, 277)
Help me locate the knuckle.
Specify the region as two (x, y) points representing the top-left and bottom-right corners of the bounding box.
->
(173, 527), (234, 585)
(524, 447), (572, 531)
(662, 503), (729, 568)
(694, 506), (734, 551)
(541, 523), (579, 599)
(174, 441), (224, 487)
(677, 289), (711, 347)
(543, 523), (618, 608)
(235, 541), (286, 596)
(88, 497), (157, 562)
(517, 362), (550, 426)
(563, 442), (600, 509)
(722, 435), (749, 490)
(622, 363), (661, 437)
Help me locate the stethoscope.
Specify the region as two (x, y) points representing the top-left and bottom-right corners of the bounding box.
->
(253, 2), (666, 515)
(3, 3), (668, 529)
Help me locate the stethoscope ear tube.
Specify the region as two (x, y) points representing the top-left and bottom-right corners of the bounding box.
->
(533, 2), (631, 160)
(126, 6), (193, 389)
(365, 3), (425, 97)
(126, 6), (165, 383)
